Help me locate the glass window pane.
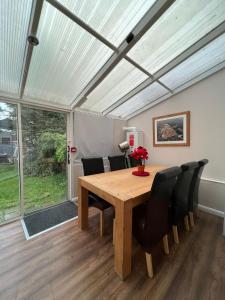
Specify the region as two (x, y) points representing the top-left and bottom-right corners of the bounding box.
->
(0, 102), (20, 223)
(160, 34), (225, 90)
(81, 59), (148, 112)
(110, 82), (168, 118)
(59, 0), (156, 47)
(128, 0), (225, 74)
(0, 0), (33, 96)
(21, 106), (67, 214)
(24, 2), (113, 105)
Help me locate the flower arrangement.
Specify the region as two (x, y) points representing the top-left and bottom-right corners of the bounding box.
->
(129, 146), (149, 166)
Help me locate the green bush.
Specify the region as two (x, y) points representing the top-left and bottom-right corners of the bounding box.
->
(24, 132), (67, 176)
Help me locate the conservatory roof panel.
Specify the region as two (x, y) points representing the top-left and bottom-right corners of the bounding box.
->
(0, 0), (33, 97)
(59, 0), (156, 47)
(160, 33), (225, 90)
(0, 0), (225, 117)
(127, 0), (225, 74)
(24, 1), (113, 105)
(110, 82), (169, 119)
(81, 59), (148, 113)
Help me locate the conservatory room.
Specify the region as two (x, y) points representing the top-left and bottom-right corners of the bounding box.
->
(0, 0), (225, 299)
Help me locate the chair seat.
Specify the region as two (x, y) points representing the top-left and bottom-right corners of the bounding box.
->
(88, 192), (111, 210)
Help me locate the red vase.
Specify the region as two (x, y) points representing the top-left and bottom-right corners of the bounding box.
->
(137, 165), (145, 173)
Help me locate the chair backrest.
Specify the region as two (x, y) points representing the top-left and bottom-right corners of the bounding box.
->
(128, 156), (141, 167)
(143, 167), (181, 249)
(81, 157), (104, 176)
(108, 155), (126, 171)
(172, 162), (199, 223)
(189, 159), (209, 211)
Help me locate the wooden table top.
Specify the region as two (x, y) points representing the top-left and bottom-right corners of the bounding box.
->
(78, 165), (166, 202)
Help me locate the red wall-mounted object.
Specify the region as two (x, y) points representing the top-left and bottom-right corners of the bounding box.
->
(129, 134), (134, 147)
(70, 147), (77, 153)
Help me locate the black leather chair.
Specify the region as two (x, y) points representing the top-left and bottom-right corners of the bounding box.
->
(132, 166), (181, 278)
(188, 159), (209, 227)
(108, 155), (126, 171)
(81, 157), (112, 237)
(128, 156), (141, 167)
(170, 162), (198, 244)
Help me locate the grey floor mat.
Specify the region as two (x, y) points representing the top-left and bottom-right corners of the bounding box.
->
(23, 201), (77, 237)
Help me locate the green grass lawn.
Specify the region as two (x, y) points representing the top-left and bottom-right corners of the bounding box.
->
(0, 164), (66, 222)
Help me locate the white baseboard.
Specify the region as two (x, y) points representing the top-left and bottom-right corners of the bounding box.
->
(198, 204), (224, 218)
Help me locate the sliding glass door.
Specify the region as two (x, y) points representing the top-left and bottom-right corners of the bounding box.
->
(0, 101), (69, 223)
(0, 102), (20, 223)
(21, 106), (67, 214)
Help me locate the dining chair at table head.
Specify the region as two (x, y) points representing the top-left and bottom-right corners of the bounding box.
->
(108, 155), (126, 171)
(81, 157), (112, 237)
(81, 157), (104, 176)
(133, 166), (181, 278)
(188, 159), (209, 227)
(171, 161), (199, 244)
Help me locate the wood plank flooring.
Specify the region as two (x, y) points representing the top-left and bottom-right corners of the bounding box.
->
(0, 209), (224, 300)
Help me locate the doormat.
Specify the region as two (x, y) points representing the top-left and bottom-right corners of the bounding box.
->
(21, 201), (77, 239)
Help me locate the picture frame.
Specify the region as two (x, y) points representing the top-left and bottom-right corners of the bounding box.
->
(153, 111), (190, 147)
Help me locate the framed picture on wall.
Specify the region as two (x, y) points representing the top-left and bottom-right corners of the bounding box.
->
(153, 111), (190, 147)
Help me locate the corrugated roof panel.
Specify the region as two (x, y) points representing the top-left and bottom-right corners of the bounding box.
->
(24, 2), (113, 105)
(0, 0), (33, 97)
(59, 0), (156, 47)
(128, 0), (225, 74)
(110, 82), (169, 118)
(160, 33), (225, 90)
(81, 59), (148, 112)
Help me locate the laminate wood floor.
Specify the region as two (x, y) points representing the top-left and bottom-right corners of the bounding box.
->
(0, 209), (224, 300)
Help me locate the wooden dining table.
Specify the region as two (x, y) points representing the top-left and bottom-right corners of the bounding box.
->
(78, 164), (166, 280)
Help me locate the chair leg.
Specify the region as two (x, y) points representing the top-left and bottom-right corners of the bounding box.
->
(189, 212), (195, 227)
(99, 210), (104, 237)
(196, 208), (200, 218)
(172, 225), (179, 244)
(113, 218), (115, 245)
(184, 216), (190, 231)
(145, 253), (154, 278)
(163, 235), (169, 254)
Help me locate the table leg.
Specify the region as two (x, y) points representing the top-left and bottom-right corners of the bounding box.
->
(78, 183), (89, 229)
(114, 201), (132, 280)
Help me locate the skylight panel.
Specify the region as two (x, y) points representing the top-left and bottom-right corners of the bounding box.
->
(128, 0), (225, 74)
(0, 0), (33, 96)
(24, 2), (113, 105)
(110, 82), (169, 119)
(59, 0), (156, 47)
(160, 33), (225, 90)
(80, 59), (148, 113)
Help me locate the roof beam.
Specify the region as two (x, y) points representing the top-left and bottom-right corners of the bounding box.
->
(66, 0), (175, 108)
(19, 0), (44, 99)
(124, 60), (225, 120)
(103, 20), (225, 115)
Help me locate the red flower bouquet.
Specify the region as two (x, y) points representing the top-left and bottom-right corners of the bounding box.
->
(130, 146), (149, 166)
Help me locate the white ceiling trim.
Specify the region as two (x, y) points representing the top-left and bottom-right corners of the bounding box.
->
(0, 94), (71, 112)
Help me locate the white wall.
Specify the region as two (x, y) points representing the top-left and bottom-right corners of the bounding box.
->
(128, 68), (225, 213)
